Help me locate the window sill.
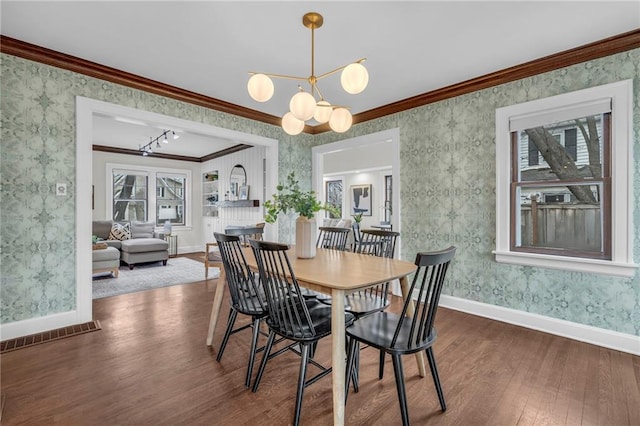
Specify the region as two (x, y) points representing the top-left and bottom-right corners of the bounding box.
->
(493, 250), (637, 278)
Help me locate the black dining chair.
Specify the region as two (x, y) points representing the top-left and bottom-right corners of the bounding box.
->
(249, 239), (355, 426)
(213, 232), (268, 388)
(345, 246), (457, 425)
(299, 226), (352, 301)
(319, 229), (400, 314)
(327, 228), (401, 390)
(205, 225), (265, 278)
(316, 226), (350, 251)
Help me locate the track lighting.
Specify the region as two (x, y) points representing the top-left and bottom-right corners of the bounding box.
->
(138, 129), (177, 156)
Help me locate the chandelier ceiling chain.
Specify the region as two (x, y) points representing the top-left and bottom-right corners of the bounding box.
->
(138, 129), (179, 156)
(247, 12), (369, 135)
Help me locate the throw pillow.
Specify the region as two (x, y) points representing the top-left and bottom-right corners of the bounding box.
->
(108, 222), (131, 241)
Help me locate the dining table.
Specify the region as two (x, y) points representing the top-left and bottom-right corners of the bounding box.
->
(207, 246), (419, 426)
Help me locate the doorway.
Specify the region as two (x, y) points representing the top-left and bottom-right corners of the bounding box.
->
(76, 97), (279, 323)
(312, 128), (400, 230)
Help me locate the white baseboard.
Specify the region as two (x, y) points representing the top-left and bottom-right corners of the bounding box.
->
(0, 310), (82, 341)
(439, 295), (640, 356)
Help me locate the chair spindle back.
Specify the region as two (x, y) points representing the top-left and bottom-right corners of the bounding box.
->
(392, 246), (456, 350)
(214, 232), (266, 314)
(249, 240), (317, 339)
(316, 226), (350, 251)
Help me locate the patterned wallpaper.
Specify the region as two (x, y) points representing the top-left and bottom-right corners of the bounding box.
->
(314, 49), (640, 337)
(1, 48), (639, 337)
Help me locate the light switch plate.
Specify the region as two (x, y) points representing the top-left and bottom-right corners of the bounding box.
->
(56, 183), (67, 196)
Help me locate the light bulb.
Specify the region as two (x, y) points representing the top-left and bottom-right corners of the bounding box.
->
(341, 63), (369, 94)
(289, 91), (316, 121)
(172, 131), (179, 140)
(313, 100), (332, 124)
(247, 73), (274, 102)
(329, 107), (352, 133)
(282, 112), (304, 135)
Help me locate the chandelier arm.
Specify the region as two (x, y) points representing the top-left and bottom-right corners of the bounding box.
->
(248, 72), (308, 81)
(316, 58), (367, 81)
(314, 83), (326, 102)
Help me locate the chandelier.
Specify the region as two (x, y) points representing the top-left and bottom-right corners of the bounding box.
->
(139, 129), (179, 156)
(247, 12), (368, 135)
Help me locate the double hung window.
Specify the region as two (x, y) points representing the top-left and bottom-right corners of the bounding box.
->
(495, 80), (635, 277)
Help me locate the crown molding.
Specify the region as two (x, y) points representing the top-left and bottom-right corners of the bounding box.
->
(92, 143), (251, 162)
(3, 29), (639, 135)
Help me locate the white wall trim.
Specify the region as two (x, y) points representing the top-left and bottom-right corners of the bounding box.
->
(439, 295), (640, 356)
(0, 311), (81, 341)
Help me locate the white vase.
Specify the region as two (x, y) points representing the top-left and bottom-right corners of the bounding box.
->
(295, 216), (316, 258)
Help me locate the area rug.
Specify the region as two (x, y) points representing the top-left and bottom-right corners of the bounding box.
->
(92, 257), (219, 299)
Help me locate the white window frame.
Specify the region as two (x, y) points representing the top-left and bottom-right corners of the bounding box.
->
(494, 79), (636, 277)
(106, 163), (192, 230)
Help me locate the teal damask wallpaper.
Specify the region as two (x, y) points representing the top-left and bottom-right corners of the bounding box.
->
(1, 48), (638, 337)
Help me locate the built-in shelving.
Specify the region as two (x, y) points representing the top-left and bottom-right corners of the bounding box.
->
(202, 171), (219, 217)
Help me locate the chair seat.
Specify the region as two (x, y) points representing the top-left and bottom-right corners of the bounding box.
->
(318, 293), (390, 317)
(346, 312), (437, 355)
(267, 299), (355, 341)
(230, 294), (269, 317)
(207, 248), (221, 262)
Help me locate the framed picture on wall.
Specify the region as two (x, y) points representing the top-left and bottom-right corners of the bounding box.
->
(239, 185), (249, 200)
(351, 184), (372, 216)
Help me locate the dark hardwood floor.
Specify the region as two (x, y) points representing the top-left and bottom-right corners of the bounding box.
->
(1, 254), (639, 425)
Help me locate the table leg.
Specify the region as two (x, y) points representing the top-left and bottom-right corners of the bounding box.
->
(206, 265), (226, 347)
(400, 276), (426, 377)
(331, 288), (346, 426)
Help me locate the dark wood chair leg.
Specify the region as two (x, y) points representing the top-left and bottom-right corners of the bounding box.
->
(426, 347), (446, 411)
(378, 350), (385, 379)
(216, 309), (238, 361)
(252, 331), (276, 393)
(251, 331), (276, 392)
(293, 344), (311, 426)
(391, 354), (409, 426)
(246, 317), (262, 388)
(345, 338), (359, 402)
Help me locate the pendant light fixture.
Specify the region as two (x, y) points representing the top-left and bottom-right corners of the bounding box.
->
(247, 12), (368, 135)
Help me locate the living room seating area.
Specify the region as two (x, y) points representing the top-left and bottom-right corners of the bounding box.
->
(92, 220), (169, 273)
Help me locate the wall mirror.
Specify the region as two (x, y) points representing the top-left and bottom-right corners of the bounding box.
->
(229, 164), (247, 198)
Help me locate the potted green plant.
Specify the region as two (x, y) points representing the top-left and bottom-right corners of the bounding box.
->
(264, 172), (337, 258)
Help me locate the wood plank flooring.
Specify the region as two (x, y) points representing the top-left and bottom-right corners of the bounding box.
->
(1, 254), (639, 425)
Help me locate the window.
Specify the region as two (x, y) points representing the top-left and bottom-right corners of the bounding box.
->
(514, 112), (610, 258)
(108, 164), (191, 229)
(325, 179), (343, 218)
(495, 80), (636, 277)
(113, 170), (148, 221)
(156, 173), (186, 226)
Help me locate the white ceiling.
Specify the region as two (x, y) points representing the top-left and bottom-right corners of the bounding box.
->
(2, 1), (639, 157)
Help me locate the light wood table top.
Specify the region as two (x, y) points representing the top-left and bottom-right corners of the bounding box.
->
(242, 246), (417, 294)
